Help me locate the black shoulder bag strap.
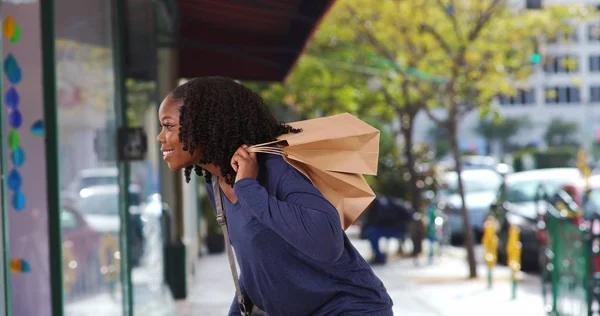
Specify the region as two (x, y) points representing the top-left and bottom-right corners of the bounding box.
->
(211, 175), (249, 316)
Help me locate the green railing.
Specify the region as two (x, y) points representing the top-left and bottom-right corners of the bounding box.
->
(537, 185), (593, 316)
(546, 207), (590, 315)
(588, 214), (600, 316)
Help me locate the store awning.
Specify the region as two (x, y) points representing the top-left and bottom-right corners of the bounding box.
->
(176, 0), (336, 82)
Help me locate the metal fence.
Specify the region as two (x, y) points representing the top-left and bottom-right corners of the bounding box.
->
(538, 185), (599, 316)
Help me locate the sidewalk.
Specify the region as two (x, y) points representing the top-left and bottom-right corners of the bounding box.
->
(179, 237), (547, 316)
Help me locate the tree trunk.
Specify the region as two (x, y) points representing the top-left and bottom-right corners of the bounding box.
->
(400, 117), (424, 257)
(448, 120), (478, 278)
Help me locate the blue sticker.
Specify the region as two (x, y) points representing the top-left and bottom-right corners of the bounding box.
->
(5, 87), (19, 109)
(11, 146), (25, 167)
(12, 190), (25, 211)
(8, 109), (22, 129)
(3, 54), (22, 85)
(7, 169), (21, 191)
(31, 120), (44, 136)
(20, 259), (31, 272)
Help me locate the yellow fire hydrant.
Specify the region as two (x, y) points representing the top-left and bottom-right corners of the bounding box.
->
(506, 224), (522, 300)
(481, 218), (498, 289)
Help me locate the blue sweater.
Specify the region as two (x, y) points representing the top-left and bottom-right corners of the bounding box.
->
(206, 155), (393, 316)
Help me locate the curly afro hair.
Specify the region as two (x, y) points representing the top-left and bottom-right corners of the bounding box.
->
(171, 77), (301, 186)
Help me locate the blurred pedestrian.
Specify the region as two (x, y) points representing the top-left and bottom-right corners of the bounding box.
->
(362, 195), (414, 265)
(156, 77), (393, 316)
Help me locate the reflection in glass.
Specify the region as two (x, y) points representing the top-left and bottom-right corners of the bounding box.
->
(55, 2), (123, 313)
(126, 79), (176, 315)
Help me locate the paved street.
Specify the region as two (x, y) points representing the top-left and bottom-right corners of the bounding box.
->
(177, 235), (546, 316)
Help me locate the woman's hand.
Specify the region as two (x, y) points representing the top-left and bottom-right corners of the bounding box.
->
(231, 145), (258, 183)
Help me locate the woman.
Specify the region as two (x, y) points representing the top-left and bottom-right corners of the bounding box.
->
(157, 77), (393, 315)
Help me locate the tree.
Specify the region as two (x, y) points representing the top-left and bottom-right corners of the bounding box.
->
(252, 0), (591, 277)
(544, 118), (579, 147)
(475, 116), (531, 154)
(311, 0), (589, 278)
(254, 1), (450, 257)
(412, 1), (590, 277)
(365, 121), (407, 199)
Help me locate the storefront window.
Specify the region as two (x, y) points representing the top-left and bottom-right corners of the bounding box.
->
(54, 1), (124, 314)
(2, 2), (52, 315)
(125, 79), (175, 315)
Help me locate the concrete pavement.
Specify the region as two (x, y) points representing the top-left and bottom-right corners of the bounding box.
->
(178, 236), (547, 316)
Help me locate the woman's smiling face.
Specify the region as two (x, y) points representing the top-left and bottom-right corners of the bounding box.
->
(156, 94), (201, 171)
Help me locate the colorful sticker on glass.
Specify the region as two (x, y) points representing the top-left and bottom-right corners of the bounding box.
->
(9, 258), (31, 273)
(30, 120), (43, 136)
(2, 16), (21, 43)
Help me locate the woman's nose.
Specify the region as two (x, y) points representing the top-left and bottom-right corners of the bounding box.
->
(157, 129), (165, 143)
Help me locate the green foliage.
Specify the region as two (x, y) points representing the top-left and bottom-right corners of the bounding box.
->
(476, 116), (531, 140)
(535, 147), (577, 169)
(512, 146), (578, 171)
(364, 120), (406, 198)
(475, 116), (531, 153)
(544, 118), (580, 147)
(247, 0), (593, 231)
(125, 78), (156, 127)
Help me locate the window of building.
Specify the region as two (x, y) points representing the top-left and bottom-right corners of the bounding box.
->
(545, 86), (581, 104)
(549, 28), (579, 44)
(544, 55), (579, 73)
(589, 24), (600, 42)
(591, 56), (600, 72)
(526, 0), (542, 10)
(591, 86), (600, 103)
(498, 89), (536, 106)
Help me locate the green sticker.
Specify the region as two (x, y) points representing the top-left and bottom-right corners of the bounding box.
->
(9, 129), (19, 150)
(9, 24), (20, 43)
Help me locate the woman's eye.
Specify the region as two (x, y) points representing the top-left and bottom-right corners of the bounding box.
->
(163, 124), (174, 130)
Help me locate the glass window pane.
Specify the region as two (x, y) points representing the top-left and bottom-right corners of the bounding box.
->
(591, 87), (600, 102)
(570, 87), (581, 103)
(1, 3), (53, 315)
(590, 24), (600, 41)
(590, 56), (600, 72)
(126, 81), (176, 315)
(558, 87), (568, 103)
(55, 0), (123, 313)
(570, 29), (579, 42)
(545, 87), (557, 104)
(525, 89), (535, 104)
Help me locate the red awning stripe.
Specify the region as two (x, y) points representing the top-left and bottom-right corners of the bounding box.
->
(176, 0), (337, 82)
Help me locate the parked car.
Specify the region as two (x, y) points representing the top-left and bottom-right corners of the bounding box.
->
(66, 167), (118, 194)
(65, 184), (146, 266)
(61, 201), (103, 297)
(438, 155), (513, 175)
(439, 169), (503, 240)
(487, 168), (583, 269)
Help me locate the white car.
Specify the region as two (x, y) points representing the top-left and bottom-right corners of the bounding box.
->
(66, 167), (118, 195)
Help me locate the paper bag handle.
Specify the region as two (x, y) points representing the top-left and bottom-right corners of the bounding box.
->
(247, 145), (286, 156)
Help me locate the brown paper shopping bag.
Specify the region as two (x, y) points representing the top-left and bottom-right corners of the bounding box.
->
(248, 113), (380, 230)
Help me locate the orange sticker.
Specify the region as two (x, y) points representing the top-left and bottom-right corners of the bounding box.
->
(3, 16), (15, 40)
(9, 258), (22, 273)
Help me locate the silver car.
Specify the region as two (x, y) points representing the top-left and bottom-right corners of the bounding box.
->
(440, 169), (503, 239)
